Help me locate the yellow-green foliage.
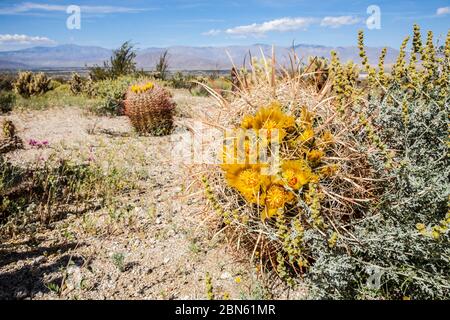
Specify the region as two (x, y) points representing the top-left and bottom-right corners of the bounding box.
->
(124, 82), (175, 135)
(330, 51), (360, 110)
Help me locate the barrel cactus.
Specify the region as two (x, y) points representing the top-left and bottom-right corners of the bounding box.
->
(124, 82), (175, 135)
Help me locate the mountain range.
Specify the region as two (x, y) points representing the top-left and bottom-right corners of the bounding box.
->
(0, 44), (400, 71)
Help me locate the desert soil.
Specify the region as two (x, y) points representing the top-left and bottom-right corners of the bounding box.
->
(0, 89), (303, 300)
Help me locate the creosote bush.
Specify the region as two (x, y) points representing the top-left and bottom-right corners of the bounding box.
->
(124, 81), (175, 135)
(0, 91), (15, 113)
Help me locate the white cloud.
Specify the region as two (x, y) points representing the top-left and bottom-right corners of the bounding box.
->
(436, 7), (450, 16)
(202, 29), (222, 36)
(0, 34), (55, 45)
(0, 2), (150, 15)
(226, 17), (317, 36)
(320, 16), (361, 28)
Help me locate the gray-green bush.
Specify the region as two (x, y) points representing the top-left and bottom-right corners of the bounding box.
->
(0, 91), (15, 113)
(305, 80), (449, 300)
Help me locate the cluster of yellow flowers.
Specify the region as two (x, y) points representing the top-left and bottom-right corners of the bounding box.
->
(416, 210), (450, 240)
(130, 82), (154, 94)
(221, 102), (337, 221)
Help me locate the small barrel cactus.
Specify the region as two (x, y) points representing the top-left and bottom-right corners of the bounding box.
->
(124, 82), (175, 135)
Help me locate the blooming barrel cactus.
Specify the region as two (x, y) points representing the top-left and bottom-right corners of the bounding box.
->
(124, 82), (175, 135)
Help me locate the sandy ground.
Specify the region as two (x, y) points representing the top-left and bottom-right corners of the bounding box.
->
(0, 90), (303, 300)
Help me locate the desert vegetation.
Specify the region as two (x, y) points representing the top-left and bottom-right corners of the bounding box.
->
(0, 25), (448, 300)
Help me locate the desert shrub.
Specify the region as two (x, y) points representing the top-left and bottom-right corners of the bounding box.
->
(0, 73), (15, 91)
(155, 50), (169, 81)
(0, 153), (129, 239)
(88, 76), (136, 115)
(124, 81), (175, 135)
(13, 71), (52, 98)
(169, 71), (196, 89)
(304, 26), (450, 299)
(306, 83), (449, 300)
(12, 84), (99, 111)
(109, 41), (137, 79)
(88, 65), (111, 82)
(88, 41), (137, 81)
(0, 91), (15, 113)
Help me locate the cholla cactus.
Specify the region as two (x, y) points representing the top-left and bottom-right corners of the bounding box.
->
(13, 71), (51, 97)
(124, 82), (175, 135)
(69, 73), (85, 95)
(1, 120), (23, 154)
(13, 71), (33, 97)
(2, 120), (16, 139)
(30, 73), (51, 95)
(305, 56), (329, 91)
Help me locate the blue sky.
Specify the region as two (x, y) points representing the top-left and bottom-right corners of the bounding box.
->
(0, 0), (448, 51)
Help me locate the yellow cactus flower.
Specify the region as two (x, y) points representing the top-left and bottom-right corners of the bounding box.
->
(130, 82), (154, 94)
(241, 115), (254, 129)
(262, 184), (294, 221)
(250, 102), (295, 139)
(280, 160), (313, 190)
(224, 164), (270, 204)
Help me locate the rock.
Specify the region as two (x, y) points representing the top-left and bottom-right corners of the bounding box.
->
(220, 272), (231, 280)
(33, 256), (47, 265)
(65, 266), (83, 291)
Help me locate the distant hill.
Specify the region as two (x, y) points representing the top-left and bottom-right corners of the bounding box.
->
(0, 43), (400, 71)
